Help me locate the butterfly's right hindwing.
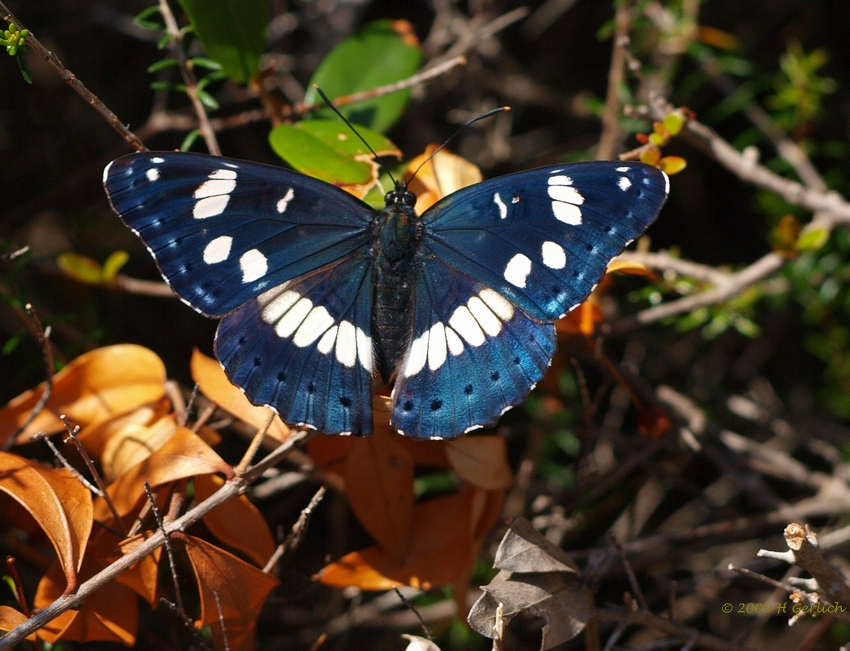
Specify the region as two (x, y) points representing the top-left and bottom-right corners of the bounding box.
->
(104, 152), (376, 317)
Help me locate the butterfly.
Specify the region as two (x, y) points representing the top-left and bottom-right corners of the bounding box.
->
(104, 151), (668, 440)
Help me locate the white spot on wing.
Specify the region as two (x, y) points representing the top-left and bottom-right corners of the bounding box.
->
(240, 248), (267, 283)
(548, 175), (573, 186)
(193, 195), (231, 219)
(618, 176), (632, 191)
(292, 305), (334, 347)
(146, 168), (160, 182)
(503, 253), (532, 288)
(317, 325), (338, 354)
(548, 185), (584, 204)
(541, 241), (566, 269)
(449, 306), (486, 346)
(260, 289), (299, 323)
(203, 235), (232, 264)
(194, 175), (236, 199)
(356, 327), (372, 373)
(445, 327), (464, 356)
(467, 296), (501, 336)
(335, 320), (357, 367)
(493, 192), (508, 219)
(552, 201), (582, 225)
(479, 288), (514, 321)
(427, 322), (448, 370)
(616, 166), (630, 172)
(277, 188), (295, 213)
(404, 331), (428, 377)
(275, 296), (312, 338)
(151, 157), (165, 164)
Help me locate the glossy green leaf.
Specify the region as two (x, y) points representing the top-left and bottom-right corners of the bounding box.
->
(798, 227), (830, 252)
(269, 120), (400, 185)
(176, 0), (267, 84)
(101, 251), (130, 282)
(304, 19), (422, 133)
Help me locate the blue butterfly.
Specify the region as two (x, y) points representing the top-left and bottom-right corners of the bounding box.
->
(104, 152), (668, 439)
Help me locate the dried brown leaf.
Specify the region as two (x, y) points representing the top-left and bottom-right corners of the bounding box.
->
(0, 452), (92, 593)
(0, 344), (167, 446)
(183, 534), (279, 651)
(191, 349), (290, 442)
(195, 473), (276, 567)
(446, 436), (514, 489)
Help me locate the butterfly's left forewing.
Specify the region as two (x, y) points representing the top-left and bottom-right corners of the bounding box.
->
(104, 152), (375, 317)
(421, 161), (668, 322)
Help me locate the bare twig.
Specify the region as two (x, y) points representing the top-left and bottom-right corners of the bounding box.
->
(610, 531), (650, 612)
(264, 485), (326, 572)
(235, 410), (276, 475)
(0, 2), (146, 151)
(157, 0), (221, 155)
(32, 432), (100, 495)
(597, 2), (632, 161)
(0, 430), (311, 648)
(5, 304), (55, 451)
(394, 587), (435, 642)
(144, 482), (184, 612)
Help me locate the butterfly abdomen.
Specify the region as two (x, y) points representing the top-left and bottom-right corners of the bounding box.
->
(371, 201), (421, 382)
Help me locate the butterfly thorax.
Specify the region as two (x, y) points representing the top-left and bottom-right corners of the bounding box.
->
(371, 187), (421, 382)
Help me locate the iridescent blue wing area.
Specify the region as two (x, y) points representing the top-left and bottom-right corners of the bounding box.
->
(390, 257), (556, 440)
(104, 152), (375, 317)
(215, 253), (376, 435)
(420, 161), (668, 321)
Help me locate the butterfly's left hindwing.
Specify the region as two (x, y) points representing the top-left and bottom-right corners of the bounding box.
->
(421, 162), (668, 321)
(216, 253), (375, 435)
(104, 152), (375, 317)
(391, 256), (556, 440)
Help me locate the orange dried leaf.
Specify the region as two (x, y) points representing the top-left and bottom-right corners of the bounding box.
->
(101, 415), (178, 482)
(191, 349), (290, 443)
(184, 535), (279, 651)
(112, 532), (162, 607)
(320, 487), (482, 591)
(195, 473), (276, 567)
(343, 427), (415, 558)
(406, 145), (482, 213)
(0, 344), (167, 446)
(33, 554), (138, 645)
(102, 426), (232, 518)
(0, 452), (92, 593)
(77, 402), (169, 463)
(0, 606), (35, 641)
(606, 259), (653, 276)
(558, 301), (602, 337)
(446, 437), (513, 489)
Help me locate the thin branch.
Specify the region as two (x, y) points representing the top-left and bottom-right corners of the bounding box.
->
(157, 0), (221, 155)
(0, 429), (311, 648)
(61, 416), (126, 535)
(432, 7), (530, 67)
(31, 432), (100, 495)
(0, 2), (146, 151)
(597, 3), (632, 161)
(5, 304), (55, 451)
(616, 251), (731, 286)
(144, 482), (183, 612)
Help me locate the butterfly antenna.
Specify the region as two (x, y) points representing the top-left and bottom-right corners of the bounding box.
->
(408, 106), (510, 183)
(312, 85), (398, 186)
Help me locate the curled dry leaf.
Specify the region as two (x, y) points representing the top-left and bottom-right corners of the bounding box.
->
(182, 534), (280, 651)
(101, 415), (179, 482)
(0, 344), (167, 447)
(99, 425), (232, 519)
(468, 518), (587, 651)
(0, 452), (92, 594)
(195, 473), (276, 567)
(191, 349), (290, 443)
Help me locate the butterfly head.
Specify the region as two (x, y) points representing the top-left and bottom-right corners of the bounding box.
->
(384, 181), (417, 210)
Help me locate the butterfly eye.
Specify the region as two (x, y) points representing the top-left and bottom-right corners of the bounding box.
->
(402, 191), (416, 206)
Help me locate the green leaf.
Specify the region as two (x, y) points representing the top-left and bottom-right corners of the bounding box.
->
(16, 54), (32, 84)
(195, 88), (220, 110)
(101, 251), (130, 282)
(176, 0), (267, 84)
(304, 19), (422, 133)
(269, 120), (400, 185)
(798, 227), (830, 252)
(57, 253), (103, 285)
(147, 58), (179, 74)
(180, 129), (202, 152)
(134, 5), (164, 31)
